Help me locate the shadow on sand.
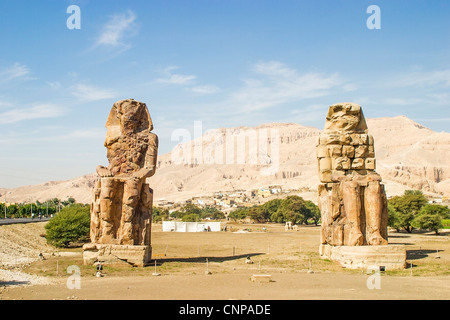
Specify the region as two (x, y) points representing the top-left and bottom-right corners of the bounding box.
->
(150, 253), (265, 266)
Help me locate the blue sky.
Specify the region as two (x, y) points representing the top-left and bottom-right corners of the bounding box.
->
(0, 0), (449, 188)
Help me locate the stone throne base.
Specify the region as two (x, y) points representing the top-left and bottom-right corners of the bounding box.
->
(319, 244), (406, 270)
(83, 243), (152, 267)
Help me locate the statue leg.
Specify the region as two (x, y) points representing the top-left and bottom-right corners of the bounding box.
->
(119, 179), (141, 245)
(364, 181), (388, 245)
(138, 185), (153, 246)
(90, 179), (102, 243)
(341, 180), (364, 246)
(99, 178), (116, 243)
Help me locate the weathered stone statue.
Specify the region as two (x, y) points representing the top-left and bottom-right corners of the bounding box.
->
(83, 99), (158, 266)
(317, 102), (388, 246)
(317, 103), (405, 269)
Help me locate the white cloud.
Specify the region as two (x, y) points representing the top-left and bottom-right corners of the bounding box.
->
(189, 85), (221, 94)
(156, 66), (196, 85)
(229, 61), (343, 112)
(46, 81), (62, 90)
(0, 104), (65, 124)
(392, 69), (450, 88)
(56, 128), (106, 140)
(71, 84), (116, 101)
(0, 101), (14, 109)
(382, 97), (423, 106)
(96, 10), (137, 51)
(0, 63), (32, 81)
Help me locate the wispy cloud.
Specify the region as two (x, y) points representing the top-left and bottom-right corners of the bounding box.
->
(95, 10), (138, 52)
(229, 61), (343, 112)
(0, 101), (14, 109)
(156, 66), (197, 85)
(391, 69), (450, 88)
(382, 97), (423, 106)
(0, 63), (33, 81)
(0, 104), (65, 124)
(188, 85), (221, 94)
(46, 81), (62, 90)
(71, 84), (116, 102)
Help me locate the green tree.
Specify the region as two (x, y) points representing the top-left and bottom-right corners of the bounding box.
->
(260, 199), (282, 221)
(387, 204), (401, 232)
(419, 204), (450, 219)
(228, 208), (249, 221)
(181, 213), (201, 222)
(182, 204), (202, 215)
(305, 200), (321, 225)
(200, 206), (225, 220)
(44, 204), (90, 248)
(275, 196), (309, 224)
(412, 213), (443, 234)
(388, 191), (428, 233)
(170, 210), (183, 219)
(7, 204), (18, 218)
(248, 207), (266, 223)
(152, 206), (170, 222)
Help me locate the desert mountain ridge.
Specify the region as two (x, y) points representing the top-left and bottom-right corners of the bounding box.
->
(1, 115), (449, 205)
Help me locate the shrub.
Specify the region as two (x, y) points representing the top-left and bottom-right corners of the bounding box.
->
(44, 204), (90, 248)
(412, 213), (443, 234)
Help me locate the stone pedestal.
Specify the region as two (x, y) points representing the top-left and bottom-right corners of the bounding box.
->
(83, 243), (151, 267)
(319, 244), (406, 270)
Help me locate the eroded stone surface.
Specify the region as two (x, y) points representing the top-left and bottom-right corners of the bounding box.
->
(89, 99), (158, 248)
(317, 103), (388, 247)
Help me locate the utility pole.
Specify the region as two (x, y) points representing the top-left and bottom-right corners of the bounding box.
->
(4, 192), (11, 219)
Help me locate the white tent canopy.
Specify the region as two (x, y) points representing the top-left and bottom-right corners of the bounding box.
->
(162, 221), (221, 232)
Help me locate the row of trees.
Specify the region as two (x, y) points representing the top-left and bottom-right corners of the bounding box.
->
(228, 196), (321, 225)
(154, 204), (226, 222)
(0, 197), (78, 219)
(388, 190), (450, 234)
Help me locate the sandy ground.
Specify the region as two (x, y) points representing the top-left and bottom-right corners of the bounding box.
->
(0, 222), (449, 300)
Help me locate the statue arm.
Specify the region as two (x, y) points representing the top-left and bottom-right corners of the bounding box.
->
(132, 133), (159, 180)
(96, 165), (113, 177)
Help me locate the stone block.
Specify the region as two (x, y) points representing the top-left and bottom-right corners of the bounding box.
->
(316, 145), (329, 158)
(351, 158), (365, 169)
(365, 158), (376, 170)
(350, 134), (368, 146)
(355, 145), (368, 158)
(333, 157), (351, 170)
(342, 145), (355, 158)
(367, 146), (375, 158)
(319, 244), (406, 270)
(83, 243), (151, 267)
(329, 145), (342, 157)
(250, 274), (272, 283)
(319, 169), (332, 183)
(319, 157), (332, 171)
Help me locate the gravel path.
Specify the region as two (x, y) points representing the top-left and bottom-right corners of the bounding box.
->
(0, 222), (54, 287)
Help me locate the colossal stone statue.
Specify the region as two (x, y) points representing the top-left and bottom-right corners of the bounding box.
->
(317, 103), (388, 247)
(317, 103), (406, 270)
(83, 99), (158, 266)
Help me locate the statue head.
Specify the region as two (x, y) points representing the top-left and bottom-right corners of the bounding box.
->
(104, 99), (153, 146)
(324, 103), (368, 133)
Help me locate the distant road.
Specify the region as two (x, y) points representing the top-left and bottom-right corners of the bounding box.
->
(0, 218), (50, 226)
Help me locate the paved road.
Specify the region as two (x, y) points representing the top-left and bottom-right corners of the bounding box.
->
(0, 217), (50, 225)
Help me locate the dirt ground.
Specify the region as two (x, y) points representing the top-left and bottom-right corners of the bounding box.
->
(0, 222), (449, 300)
